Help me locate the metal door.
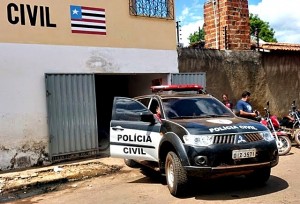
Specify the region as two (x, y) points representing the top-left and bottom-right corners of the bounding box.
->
(171, 72), (206, 91)
(45, 74), (98, 162)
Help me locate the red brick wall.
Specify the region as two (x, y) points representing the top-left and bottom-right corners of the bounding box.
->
(204, 0), (251, 50)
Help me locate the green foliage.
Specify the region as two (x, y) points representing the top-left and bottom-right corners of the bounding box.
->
(188, 27), (205, 44)
(249, 13), (277, 43)
(187, 14), (277, 45)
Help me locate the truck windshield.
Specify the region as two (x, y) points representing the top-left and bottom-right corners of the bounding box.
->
(162, 97), (234, 119)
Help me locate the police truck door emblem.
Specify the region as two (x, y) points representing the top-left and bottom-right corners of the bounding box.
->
(237, 135), (247, 143)
(207, 119), (232, 124)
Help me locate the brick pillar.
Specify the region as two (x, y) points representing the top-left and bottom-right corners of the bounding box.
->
(204, 0), (251, 50)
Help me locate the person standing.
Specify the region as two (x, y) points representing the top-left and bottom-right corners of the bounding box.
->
(236, 91), (259, 120)
(222, 93), (233, 110)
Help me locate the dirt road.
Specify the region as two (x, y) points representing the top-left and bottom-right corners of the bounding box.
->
(6, 147), (300, 204)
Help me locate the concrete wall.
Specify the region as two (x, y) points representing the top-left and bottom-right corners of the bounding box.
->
(178, 48), (300, 117)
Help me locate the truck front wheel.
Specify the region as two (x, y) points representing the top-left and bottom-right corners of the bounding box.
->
(165, 151), (188, 197)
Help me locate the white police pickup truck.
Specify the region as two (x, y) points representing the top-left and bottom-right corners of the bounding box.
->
(109, 84), (279, 197)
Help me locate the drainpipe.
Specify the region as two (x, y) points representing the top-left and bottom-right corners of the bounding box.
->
(212, 0), (219, 49)
(176, 21), (181, 47)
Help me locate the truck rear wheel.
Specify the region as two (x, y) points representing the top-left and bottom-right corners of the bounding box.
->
(165, 151), (188, 197)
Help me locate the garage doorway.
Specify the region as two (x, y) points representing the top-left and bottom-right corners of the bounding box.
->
(46, 73), (169, 162)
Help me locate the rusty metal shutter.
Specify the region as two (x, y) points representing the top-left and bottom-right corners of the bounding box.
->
(45, 74), (98, 162)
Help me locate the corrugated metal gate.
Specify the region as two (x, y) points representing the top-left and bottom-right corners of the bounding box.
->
(171, 72), (206, 90)
(45, 74), (98, 162)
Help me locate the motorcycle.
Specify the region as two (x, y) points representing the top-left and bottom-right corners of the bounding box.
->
(280, 100), (300, 146)
(260, 101), (292, 156)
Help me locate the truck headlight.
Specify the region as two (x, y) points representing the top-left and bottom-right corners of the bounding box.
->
(183, 135), (214, 146)
(259, 131), (274, 141)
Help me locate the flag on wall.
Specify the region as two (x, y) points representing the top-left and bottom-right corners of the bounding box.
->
(70, 5), (106, 35)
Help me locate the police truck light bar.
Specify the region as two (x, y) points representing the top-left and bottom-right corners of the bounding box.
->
(150, 84), (203, 93)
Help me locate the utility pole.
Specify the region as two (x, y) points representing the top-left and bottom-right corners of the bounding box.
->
(176, 21), (181, 47)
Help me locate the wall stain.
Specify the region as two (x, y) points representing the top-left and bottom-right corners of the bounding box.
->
(0, 145), (9, 151)
(9, 153), (18, 169)
(1, 141), (49, 171)
(86, 50), (119, 72)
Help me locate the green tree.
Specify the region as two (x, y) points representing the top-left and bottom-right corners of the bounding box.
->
(249, 13), (277, 43)
(188, 27), (205, 44)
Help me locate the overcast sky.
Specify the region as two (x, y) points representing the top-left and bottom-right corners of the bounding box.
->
(175, 0), (300, 47)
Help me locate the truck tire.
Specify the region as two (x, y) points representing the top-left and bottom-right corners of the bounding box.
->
(165, 151), (188, 197)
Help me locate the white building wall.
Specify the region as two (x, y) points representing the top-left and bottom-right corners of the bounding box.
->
(0, 43), (178, 170)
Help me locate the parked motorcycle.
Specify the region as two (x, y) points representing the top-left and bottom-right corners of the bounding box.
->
(280, 100), (300, 146)
(261, 101), (292, 156)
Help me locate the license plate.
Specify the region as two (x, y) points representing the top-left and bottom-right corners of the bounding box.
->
(232, 148), (256, 159)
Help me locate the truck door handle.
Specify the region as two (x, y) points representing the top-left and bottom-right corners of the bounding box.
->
(112, 126), (124, 131)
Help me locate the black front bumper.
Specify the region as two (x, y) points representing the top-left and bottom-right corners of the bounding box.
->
(184, 159), (278, 178)
(181, 141), (279, 178)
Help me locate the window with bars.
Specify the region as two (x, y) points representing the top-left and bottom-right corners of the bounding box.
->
(129, 0), (174, 19)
